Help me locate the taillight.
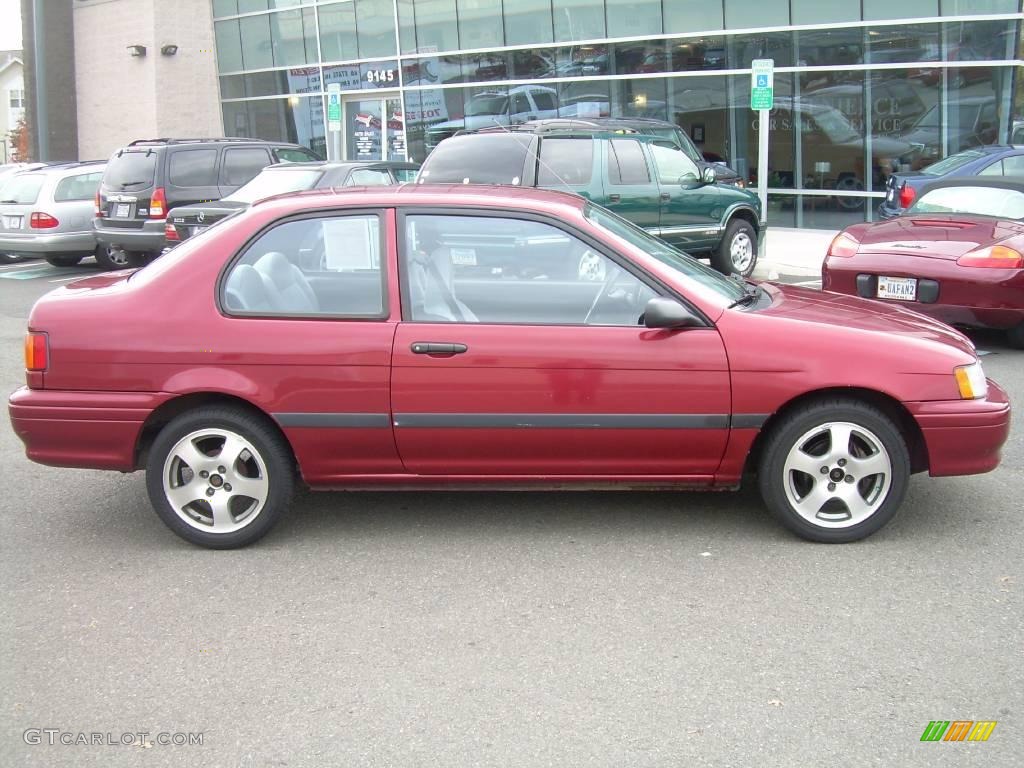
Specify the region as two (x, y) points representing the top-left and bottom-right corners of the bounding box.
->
(956, 244), (1024, 269)
(29, 212), (59, 229)
(24, 332), (48, 371)
(828, 231), (860, 258)
(94, 190), (103, 218)
(150, 187), (167, 219)
(164, 220), (180, 241)
(899, 183), (916, 209)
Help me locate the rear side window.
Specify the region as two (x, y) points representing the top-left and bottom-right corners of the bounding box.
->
(348, 168), (392, 186)
(0, 173), (45, 204)
(419, 135), (532, 185)
(538, 138), (594, 187)
(54, 171), (104, 202)
(104, 151), (157, 189)
(607, 140), (650, 185)
(169, 149), (219, 187)
(221, 147), (272, 186)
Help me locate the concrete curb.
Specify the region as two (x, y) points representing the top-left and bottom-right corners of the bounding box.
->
(754, 227), (838, 279)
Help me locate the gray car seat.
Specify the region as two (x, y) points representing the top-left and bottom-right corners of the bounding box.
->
(408, 246), (478, 322)
(224, 263), (277, 312)
(253, 251), (319, 313)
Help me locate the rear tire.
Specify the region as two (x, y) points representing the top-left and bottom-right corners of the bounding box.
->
(757, 398), (910, 543)
(45, 254), (83, 267)
(712, 219), (757, 277)
(1007, 322), (1024, 349)
(145, 406), (294, 549)
(94, 246), (148, 270)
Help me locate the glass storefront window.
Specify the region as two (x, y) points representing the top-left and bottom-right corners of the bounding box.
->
(221, 96), (326, 158)
(664, 5), (724, 34)
(239, 13), (274, 69)
(945, 19), (1019, 62)
(729, 31), (794, 69)
(504, 0), (554, 47)
(942, 0), (1021, 13)
(552, 0), (606, 42)
(796, 28), (865, 68)
(458, 0), (504, 50)
(724, 0), (789, 30)
(319, 1), (358, 63)
(867, 23), (940, 65)
(558, 81), (611, 119)
(213, 0), (238, 17)
(863, 1), (938, 20)
(215, 20), (244, 72)
(270, 8), (316, 67)
(790, 1), (860, 25)
(605, 0), (663, 37)
(611, 79), (668, 122)
(671, 76), (730, 166)
(356, 0), (399, 59)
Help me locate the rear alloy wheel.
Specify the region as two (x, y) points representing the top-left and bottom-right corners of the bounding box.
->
(94, 246), (149, 270)
(712, 219), (758, 276)
(758, 399), (910, 543)
(146, 407), (294, 548)
(1007, 322), (1024, 349)
(45, 254), (83, 267)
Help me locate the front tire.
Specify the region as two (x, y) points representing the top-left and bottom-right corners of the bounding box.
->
(757, 398), (910, 543)
(1007, 322), (1024, 349)
(145, 406), (294, 548)
(712, 219), (758, 276)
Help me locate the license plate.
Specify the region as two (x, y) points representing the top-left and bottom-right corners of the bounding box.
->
(450, 248), (477, 266)
(2, 214), (22, 229)
(877, 276), (917, 301)
(114, 203), (131, 218)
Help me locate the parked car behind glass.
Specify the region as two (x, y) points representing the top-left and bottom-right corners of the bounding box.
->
(0, 161), (111, 267)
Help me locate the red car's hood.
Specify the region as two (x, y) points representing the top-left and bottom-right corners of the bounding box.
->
(850, 215), (1024, 260)
(761, 282), (977, 356)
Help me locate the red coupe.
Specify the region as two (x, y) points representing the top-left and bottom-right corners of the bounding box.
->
(9, 186), (1010, 548)
(823, 178), (1024, 347)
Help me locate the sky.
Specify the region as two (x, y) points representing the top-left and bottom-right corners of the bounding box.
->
(0, 0), (22, 51)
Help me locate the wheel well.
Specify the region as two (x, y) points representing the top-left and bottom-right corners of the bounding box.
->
(134, 393), (296, 470)
(742, 387), (929, 477)
(729, 208), (759, 234)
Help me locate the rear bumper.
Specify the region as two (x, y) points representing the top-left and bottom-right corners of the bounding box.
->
(8, 387), (169, 471)
(909, 380), (1011, 477)
(94, 219), (167, 253)
(0, 230), (97, 256)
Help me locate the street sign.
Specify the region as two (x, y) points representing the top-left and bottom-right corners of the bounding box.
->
(750, 59), (774, 111)
(327, 83), (341, 132)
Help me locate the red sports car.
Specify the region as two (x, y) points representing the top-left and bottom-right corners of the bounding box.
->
(823, 178), (1024, 347)
(8, 186), (1010, 548)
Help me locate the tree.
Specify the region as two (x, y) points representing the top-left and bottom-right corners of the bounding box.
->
(9, 117), (30, 162)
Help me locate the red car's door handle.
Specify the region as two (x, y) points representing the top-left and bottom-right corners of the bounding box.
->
(410, 342), (468, 355)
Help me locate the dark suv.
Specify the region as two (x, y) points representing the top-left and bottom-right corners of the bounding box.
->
(94, 137), (321, 268)
(418, 131), (764, 275)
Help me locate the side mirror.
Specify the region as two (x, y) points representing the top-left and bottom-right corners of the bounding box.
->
(702, 166), (717, 184)
(642, 297), (702, 329)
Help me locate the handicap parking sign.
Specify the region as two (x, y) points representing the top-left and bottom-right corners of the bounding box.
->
(756, 74), (769, 88)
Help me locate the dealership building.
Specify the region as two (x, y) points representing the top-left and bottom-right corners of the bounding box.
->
(22, 1), (1024, 228)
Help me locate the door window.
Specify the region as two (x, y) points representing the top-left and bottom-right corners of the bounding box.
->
(607, 139), (650, 185)
(538, 138), (594, 186)
(275, 147), (320, 163)
(979, 160), (1004, 176)
(649, 142), (701, 185)
(402, 214), (657, 326)
(1001, 155), (1024, 175)
(221, 148), (272, 186)
(222, 214), (385, 317)
(169, 149), (220, 187)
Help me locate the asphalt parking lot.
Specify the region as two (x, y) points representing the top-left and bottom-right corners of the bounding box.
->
(1, 257), (1021, 767)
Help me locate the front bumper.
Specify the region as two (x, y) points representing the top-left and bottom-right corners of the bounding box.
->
(0, 230), (97, 257)
(94, 218), (167, 254)
(8, 387), (171, 472)
(908, 379), (1011, 477)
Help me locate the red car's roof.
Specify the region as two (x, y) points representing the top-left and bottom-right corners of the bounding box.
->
(252, 183), (589, 217)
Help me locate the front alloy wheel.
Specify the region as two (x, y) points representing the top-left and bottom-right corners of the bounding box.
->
(146, 406), (293, 548)
(758, 399), (910, 542)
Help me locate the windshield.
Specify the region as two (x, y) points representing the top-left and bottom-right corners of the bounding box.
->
(104, 151), (157, 189)
(585, 204), (746, 303)
(0, 173), (44, 204)
(922, 150), (984, 176)
(649, 127), (703, 164)
(909, 186), (1024, 219)
(465, 95), (508, 117)
(223, 168), (324, 203)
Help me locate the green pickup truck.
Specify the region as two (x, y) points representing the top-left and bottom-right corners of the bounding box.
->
(417, 130), (765, 276)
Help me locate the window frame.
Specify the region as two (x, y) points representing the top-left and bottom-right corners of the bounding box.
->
(395, 206), (706, 328)
(216, 208), (391, 321)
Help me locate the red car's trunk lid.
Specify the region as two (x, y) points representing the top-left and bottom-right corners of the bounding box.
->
(854, 215), (1024, 260)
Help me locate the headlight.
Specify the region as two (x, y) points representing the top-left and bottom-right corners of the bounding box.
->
(954, 361), (988, 400)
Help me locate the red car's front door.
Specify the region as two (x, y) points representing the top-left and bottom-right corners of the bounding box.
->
(390, 211), (731, 478)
